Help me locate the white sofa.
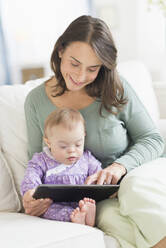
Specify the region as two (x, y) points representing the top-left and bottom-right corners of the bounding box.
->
(0, 60), (165, 248)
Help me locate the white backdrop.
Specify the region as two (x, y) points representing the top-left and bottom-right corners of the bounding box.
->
(1, 0), (91, 84)
(1, 0), (165, 84)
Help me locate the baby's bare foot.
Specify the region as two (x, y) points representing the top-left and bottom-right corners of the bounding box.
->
(70, 202), (86, 224)
(70, 199), (96, 226)
(83, 198), (96, 227)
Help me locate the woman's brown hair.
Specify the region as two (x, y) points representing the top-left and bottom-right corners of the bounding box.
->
(50, 15), (127, 115)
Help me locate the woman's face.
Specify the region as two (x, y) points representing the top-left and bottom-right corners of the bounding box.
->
(59, 41), (102, 92)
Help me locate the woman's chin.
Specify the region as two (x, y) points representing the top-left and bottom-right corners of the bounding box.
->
(66, 84), (84, 92)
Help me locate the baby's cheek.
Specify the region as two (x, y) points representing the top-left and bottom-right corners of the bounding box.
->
(78, 149), (84, 157)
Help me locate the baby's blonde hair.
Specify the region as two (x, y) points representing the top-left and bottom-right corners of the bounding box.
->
(44, 108), (85, 138)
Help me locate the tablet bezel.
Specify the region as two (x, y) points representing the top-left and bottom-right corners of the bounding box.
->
(33, 184), (120, 202)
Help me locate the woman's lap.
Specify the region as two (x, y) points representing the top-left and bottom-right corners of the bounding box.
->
(96, 198), (136, 248)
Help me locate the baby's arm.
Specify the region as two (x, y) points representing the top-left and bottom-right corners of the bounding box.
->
(21, 153), (53, 216)
(21, 153), (46, 196)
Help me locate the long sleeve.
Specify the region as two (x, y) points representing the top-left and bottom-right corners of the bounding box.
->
(21, 153), (46, 195)
(24, 94), (43, 160)
(23, 79), (164, 173)
(24, 82), (56, 160)
(115, 79), (165, 172)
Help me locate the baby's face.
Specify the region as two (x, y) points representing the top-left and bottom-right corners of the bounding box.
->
(46, 122), (85, 165)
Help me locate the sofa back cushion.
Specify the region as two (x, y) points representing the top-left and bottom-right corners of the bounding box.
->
(0, 78), (47, 209)
(0, 146), (21, 212)
(117, 60), (159, 126)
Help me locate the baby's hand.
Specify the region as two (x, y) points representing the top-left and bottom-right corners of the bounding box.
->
(23, 188), (52, 216)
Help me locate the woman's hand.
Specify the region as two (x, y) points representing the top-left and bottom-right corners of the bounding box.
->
(22, 188), (53, 216)
(85, 163), (126, 185)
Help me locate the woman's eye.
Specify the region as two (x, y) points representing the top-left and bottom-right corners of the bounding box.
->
(71, 63), (79, 67)
(88, 69), (97, 72)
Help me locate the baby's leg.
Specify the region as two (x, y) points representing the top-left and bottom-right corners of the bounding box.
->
(70, 198), (96, 227)
(42, 202), (78, 222)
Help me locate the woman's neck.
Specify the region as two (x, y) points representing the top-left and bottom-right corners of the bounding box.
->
(47, 76), (89, 97)
(46, 76), (95, 109)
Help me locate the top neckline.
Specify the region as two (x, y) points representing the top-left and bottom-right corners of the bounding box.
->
(41, 81), (101, 113)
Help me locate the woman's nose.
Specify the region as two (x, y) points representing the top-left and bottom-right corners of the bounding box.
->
(75, 69), (86, 82)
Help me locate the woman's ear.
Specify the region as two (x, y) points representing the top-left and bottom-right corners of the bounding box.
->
(43, 137), (51, 149)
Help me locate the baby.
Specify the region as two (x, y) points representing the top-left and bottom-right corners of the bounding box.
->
(21, 108), (102, 226)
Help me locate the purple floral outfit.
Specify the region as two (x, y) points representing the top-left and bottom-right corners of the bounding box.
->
(21, 147), (102, 221)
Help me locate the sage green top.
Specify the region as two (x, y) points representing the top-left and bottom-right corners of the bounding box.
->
(24, 77), (164, 172)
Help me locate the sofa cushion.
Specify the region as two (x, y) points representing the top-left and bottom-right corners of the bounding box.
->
(0, 213), (106, 248)
(0, 78), (47, 204)
(118, 158), (166, 247)
(0, 147), (21, 212)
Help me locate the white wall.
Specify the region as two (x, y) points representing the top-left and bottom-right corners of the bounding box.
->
(93, 0), (139, 61)
(1, 0), (166, 83)
(137, 0), (165, 81)
(1, 0), (90, 83)
(94, 0), (166, 81)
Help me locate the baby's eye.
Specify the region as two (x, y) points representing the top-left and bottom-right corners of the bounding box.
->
(76, 144), (82, 147)
(60, 146), (67, 149)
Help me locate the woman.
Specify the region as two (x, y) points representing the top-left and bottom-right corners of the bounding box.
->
(22, 15), (164, 246)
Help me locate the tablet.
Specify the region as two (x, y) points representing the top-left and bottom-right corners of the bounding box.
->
(33, 184), (120, 202)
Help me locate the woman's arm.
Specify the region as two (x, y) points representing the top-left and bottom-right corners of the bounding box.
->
(85, 78), (164, 185)
(115, 79), (164, 172)
(24, 92), (43, 160)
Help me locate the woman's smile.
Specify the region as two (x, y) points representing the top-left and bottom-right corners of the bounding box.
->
(69, 75), (84, 86)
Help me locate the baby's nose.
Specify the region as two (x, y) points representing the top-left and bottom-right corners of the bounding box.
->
(68, 146), (75, 153)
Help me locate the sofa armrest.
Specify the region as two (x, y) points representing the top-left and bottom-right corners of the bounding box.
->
(158, 119), (166, 154)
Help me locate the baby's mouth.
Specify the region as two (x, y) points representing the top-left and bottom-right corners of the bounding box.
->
(67, 156), (77, 161)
